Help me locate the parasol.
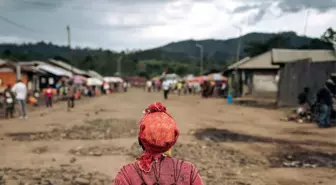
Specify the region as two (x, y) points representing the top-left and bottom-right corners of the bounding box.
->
(72, 75), (87, 84)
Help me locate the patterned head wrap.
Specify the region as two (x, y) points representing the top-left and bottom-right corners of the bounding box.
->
(137, 102), (179, 172)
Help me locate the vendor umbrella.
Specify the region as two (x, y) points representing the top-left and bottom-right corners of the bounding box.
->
(207, 73), (227, 81)
(72, 75), (87, 84)
(87, 78), (103, 86)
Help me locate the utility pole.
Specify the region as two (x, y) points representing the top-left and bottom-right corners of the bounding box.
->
(232, 24), (243, 97)
(16, 62), (21, 81)
(196, 44), (204, 75)
(233, 25), (242, 63)
(303, 8), (310, 36)
(303, 9), (310, 36)
(66, 25), (73, 76)
(117, 53), (122, 76)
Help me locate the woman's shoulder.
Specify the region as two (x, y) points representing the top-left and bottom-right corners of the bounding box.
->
(170, 157), (196, 167)
(162, 157), (199, 175)
(119, 158), (198, 173)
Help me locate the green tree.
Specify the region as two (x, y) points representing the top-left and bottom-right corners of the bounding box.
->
(244, 35), (291, 57)
(322, 27), (336, 43)
(81, 55), (95, 70)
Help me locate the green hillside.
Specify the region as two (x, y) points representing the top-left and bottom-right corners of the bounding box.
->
(0, 30), (333, 77)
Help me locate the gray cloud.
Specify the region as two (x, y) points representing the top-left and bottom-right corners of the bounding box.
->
(0, 0), (175, 49)
(0, 0), (335, 50)
(234, 0), (336, 25)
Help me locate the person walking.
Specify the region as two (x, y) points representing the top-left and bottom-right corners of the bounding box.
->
(177, 81), (183, 96)
(11, 80), (28, 119)
(123, 81), (128, 92)
(316, 80), (334, 128)
(146, 80), (152, 92)
(162, 80), (170, 100)
(112, 102), (204, 185)
(4, 84), (15, 119)
(44, 85), (54, 108)
(67, 80), (76, 111)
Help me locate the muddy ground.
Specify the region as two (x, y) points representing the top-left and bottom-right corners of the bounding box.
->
(0, 89), (335, 185)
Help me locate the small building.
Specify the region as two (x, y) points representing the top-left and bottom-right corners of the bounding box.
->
(273, 49), (336, 106)
(20, 61), (72, 90)
(226, 49), (336, 99)
(226, 52), (279, 98)
(0, 60), (45, 91)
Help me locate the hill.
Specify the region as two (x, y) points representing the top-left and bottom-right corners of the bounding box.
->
(157, 31), (320, 61)
(0, 31), (332, 76)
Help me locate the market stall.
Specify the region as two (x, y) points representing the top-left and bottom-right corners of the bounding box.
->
(103, 77), (123, 92)
(207, 73), (227, 82)
(87, 78), (103, 86)
(72, 75), (87, 85)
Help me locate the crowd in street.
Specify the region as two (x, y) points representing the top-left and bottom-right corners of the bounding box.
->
(2, 79), (130, 120)
(144, 78), (227, 100)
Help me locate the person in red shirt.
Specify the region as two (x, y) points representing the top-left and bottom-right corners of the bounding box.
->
(112, 102), (204, 185)
(44, 85), (53, 108)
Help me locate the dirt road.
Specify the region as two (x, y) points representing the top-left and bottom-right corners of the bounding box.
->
(1, 89), (335, 185)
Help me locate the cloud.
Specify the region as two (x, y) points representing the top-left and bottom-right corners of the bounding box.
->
(0, 0), (335, 51)
(233, 0), (336, 25)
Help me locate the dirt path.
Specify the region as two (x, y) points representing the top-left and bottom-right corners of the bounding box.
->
(0, 89), (335, 185)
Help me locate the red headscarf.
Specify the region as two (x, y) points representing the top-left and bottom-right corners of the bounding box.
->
(137, 102), (179, 172)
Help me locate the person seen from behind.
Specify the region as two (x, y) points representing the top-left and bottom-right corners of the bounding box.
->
(112, 102), (204, 185)
(146, 80), (152, 92)
(156, 80), (161, 92)
(316, 80), (334, 128)
(67, 80), (76, 111)
(162, 80), (170, 100)
(44, 85), (54, 108)
(177, 81), (183, 96)
(4, 84), (15, 119)
(123, 81), (128, 92)
(152, 80), (156, 92)
(12, 80), (28, 119)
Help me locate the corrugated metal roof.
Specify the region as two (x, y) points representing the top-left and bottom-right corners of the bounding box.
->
(37, 64), (72, 77)
(238, 51), (279, 69)
(19, 61), (45, 66)
(48, 59), (88, 75)
(87, 70), (103, 79)
(227, 57), (250, 70)
(272, 49), (336, 64)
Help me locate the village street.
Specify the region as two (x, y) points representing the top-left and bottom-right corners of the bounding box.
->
(0, 89), (335, 185)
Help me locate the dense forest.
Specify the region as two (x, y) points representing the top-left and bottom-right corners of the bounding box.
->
(0, 28), (335, 77)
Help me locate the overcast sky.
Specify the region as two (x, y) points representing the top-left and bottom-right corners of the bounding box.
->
(0, 0), (335, 51)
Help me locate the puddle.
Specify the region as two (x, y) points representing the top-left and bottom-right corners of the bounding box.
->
(234, 99), (277, 109)
(193, 128), (336, 147)
(268, 145), (336, 168)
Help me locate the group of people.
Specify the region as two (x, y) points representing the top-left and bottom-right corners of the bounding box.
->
(3, 79), (78, 119)
(3, 80), (27, 119)
(146, 79), (197, 100)
(288, 79), (336, 128)
(146, 78), (227, 101)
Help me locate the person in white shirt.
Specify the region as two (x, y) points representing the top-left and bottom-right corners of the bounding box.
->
(162, 80), (170, 100)
(11, 80), (28, 119)
(123, 81), (128, 92)
(146, 80), (152, 92)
